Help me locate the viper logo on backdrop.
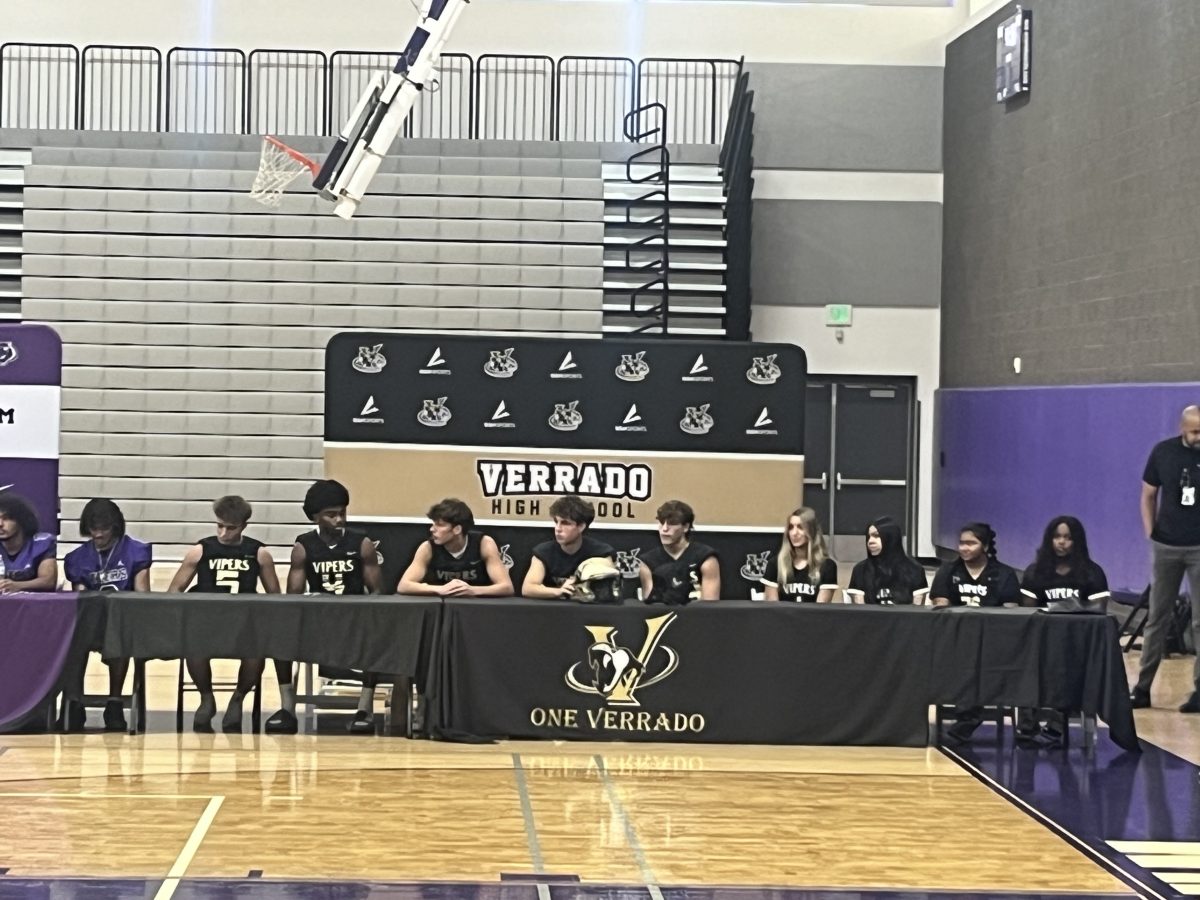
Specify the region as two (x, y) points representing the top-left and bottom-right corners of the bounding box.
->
(484, 348), (519, 378)
(499, 544), (515, 568)
(746, 354), (781, 385)
(565, 613), (678, 706)
(615, 351), (650, 382)
(352, 344), (386, 374)
(417, 397), (452, 427)
(614, 548), (642, 579)
(740, 550), (772, 582)
(548, 401), (583, 432)
(0, 341), (18, 367)
(680, 404), (714, 435)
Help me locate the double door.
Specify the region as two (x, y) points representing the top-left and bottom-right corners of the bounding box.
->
(803, 377), (918, 562)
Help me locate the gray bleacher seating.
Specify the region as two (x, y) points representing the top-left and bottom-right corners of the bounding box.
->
(14, 130), (612, 558)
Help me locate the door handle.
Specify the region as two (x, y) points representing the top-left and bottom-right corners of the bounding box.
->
(837, 475), (907, 489)
(804, 472), (829, 491)
(836, 471), (842, 491)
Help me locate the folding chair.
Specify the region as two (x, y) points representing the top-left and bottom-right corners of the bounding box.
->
(1120, 586), (1151, 653)
(175, 661), (262, 733)
(294, 664), (411, 736)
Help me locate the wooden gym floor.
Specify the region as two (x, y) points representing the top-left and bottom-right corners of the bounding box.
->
(1, 653), (1198, 898)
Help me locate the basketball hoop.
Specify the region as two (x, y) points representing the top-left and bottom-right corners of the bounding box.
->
(249, 135), (320, 207)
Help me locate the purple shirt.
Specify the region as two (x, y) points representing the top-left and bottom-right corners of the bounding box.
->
(0, 532), (57, 586)
(64, 535), (153, 592)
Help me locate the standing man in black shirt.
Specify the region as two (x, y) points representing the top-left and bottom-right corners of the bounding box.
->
(522, 496), (615, 600)
(397, 498), (513, 597)
(167, 495), (280, 732)
(265, 480), (382, 735)
(1132, 405), (1200, 712)
(638, 500), (720, 604)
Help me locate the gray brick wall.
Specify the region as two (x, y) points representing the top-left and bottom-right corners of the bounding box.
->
(941, 0), (1200, 388)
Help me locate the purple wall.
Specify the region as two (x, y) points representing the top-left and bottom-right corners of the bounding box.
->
(935, 383), (1200, 595)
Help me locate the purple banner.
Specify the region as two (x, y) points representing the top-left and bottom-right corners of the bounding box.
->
(0, 457), (60, 537)
(0, 323), (62, 533)
(0, 592), (78, 731)
(935, 383), (1200, 595)
(0, 323), (63, 386)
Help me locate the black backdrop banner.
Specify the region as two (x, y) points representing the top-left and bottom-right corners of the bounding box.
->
(324, 333), (806, 454)
(323, 334), (808, 581)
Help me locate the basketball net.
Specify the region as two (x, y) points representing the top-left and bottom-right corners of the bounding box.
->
(249, 135), (320, 207)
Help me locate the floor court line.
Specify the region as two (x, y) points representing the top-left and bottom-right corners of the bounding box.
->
(511, 753), (551, 900)
(152, 795), (224, 900)
(942, 746), (1167, 900)
(0, 791), (221, 800)
(594, 755), (664, 900)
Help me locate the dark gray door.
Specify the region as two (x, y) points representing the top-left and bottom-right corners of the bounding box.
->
(804, 377), (916, 562)
(802, 382), (833, 529)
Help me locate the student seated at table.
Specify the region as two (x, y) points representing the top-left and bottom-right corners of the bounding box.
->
(266, 479), (383, 736)
(638, 500), (720, 604)
(762, 507), (837, 602)
(844, 517), (928, 606)
(929, 522), (1020, 608)
(930, 521), (1021, 745)
(0, 491), (58, 594)
(61, 499), (153, 731)
(397, 498), (513, 598)
(167, 495), (280, 733)
(1015, 515), (1111, 747)
(522, 495), (614, 600)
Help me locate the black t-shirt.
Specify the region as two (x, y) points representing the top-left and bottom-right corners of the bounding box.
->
(194, 535), (264, 594)
(1020, 561), (1110, 608)
(426, 531), (491, 587)
(642, 541), (718, 605)
(298, 529), (366, 596)
(930, 557), (1020, 607)
(1143, 436), (1200, 546)
(532, 535), (615, 587)
(848, 557), (928, 605)
(764, 557), (838, 603)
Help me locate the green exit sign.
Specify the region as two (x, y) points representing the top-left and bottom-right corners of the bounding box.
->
(825, 304), (853, 327)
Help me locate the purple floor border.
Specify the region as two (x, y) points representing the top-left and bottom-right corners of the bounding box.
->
(944, 723), (1200, 900)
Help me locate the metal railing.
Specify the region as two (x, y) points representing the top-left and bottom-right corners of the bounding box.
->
(1, 41), (738, 142)
(719, 62), (753, 341)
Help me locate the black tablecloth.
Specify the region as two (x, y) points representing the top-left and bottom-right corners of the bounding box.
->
(97, 592), (441, 678)
(428, 599), (1139, 750)
(930, 606), (1138, 750)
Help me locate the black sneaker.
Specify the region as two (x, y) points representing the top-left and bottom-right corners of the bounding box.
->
(348, 710), (374, 734)
(103, 700), (127, 732)
(265, 709), (299, 735)
(1130, 689), (1151, 709)
(1179, 693), (1200, 713)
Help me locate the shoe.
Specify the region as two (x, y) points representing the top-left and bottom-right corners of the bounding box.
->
(1179, 693), (1200, 713)
(193, 694), (217, 732)
(103, 700), (127, 732)
(1038, 727), (1065, 749)
(1130, 689), (1151, 709)
(265, 709), (298, 735)
(1015, 729), (1041, 748)
(221, 706), (243, 732)
(348, 710), (374, 734)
